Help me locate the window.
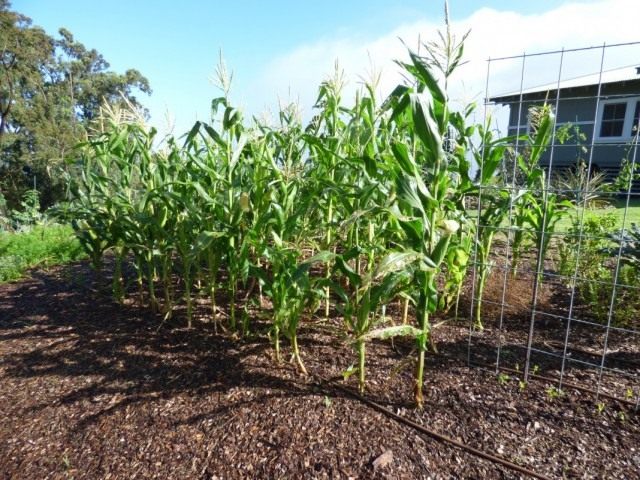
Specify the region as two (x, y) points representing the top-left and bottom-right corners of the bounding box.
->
(599, 102), (626, 137)
(633, 101), (640, 136)
(596, 97), (640, 141)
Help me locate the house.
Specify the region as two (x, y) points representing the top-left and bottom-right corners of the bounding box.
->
(489, 65), (640, 183)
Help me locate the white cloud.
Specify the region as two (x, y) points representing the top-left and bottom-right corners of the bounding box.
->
(243, 0), (640, 128)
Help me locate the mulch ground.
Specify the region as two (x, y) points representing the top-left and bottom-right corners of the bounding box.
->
(1, 261), (639, 479)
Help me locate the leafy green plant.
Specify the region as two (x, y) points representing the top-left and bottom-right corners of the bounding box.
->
(332, 249), (414, 393)
(611, 157), (640, 193)
(558, 213), (640, 327)
(625, 387), (634, 400)
(606, 223), (640, 267)
(0, 224), (85, 282)
(470, 124), (522, 329)
(558, 212), (617, 287)
(263, 249), (329, 373)
(382, 46), (474, 408)
(553, 161), (610, 208)
(60, 17), (577, 410)
(0, 192), (11, 232)
(511, 105), (571, 278)
(546, 386), (563, 400)
(440, 233), (472, 318)
(11, 189), (42, 230)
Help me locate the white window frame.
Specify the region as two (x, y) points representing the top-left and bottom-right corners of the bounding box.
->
(595, 96), (640, 143)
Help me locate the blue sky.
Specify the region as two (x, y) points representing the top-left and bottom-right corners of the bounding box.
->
(12, 0), (636, 136)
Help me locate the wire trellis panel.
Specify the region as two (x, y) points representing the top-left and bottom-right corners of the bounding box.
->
(466, 41), (640, 410)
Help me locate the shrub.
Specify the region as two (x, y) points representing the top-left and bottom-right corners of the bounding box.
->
(558, 212), (617, 284)
(558, 214), (640, 327)
(11, 189), (42, 230)
(552, 161), (610, 208)
(0, 225), (85, 282)
(0, 192), (11, 232)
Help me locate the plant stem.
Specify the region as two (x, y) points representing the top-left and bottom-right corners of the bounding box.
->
(184, 266), (192, 328)
(324, 189), (334, 319)
(402, 297), (410, 325)
(474, 239), (492, 331)
(415, 300), (429, 409)
(147, 259), (158, 313)
(161, 255), (173, 317)
(274, 325), (281, 362)
(358, 339), (366, 393)
(135, 259), (144, 307)
(207, 249), (218, 332)
(291, 334), (307, 375)
(229, 279), (236, 331)
(475, 269), (487, 331)
(112, 248), (124, 303)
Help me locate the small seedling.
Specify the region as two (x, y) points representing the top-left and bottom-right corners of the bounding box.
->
(616, 410), (626, 422)
(342, 364), (356, 381)
(546, 386), (563, 400)
(532, 364), (540, 375)
(514, 363), (520, 372)
(596, 402), (606, 414)
(323, 395), (333, 409)
(625, 388), (634, 400)
(241, 305), (250, 337)
(497, 372), (510, 385)
(518, 380), (527, 392)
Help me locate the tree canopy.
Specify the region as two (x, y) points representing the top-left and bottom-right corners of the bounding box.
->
(0, 0), (151, 209)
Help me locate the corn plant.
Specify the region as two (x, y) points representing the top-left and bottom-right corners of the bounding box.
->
(259, 243), (330, 373)
(250, 117), (318, 368)
(63, 21), (548, 409)
(440, 233), (472, 318)
(470, 125), (523, 329)
(511, 106), (571, 278)
(332, 248), (414, 393)
(381, 46), (472, 407)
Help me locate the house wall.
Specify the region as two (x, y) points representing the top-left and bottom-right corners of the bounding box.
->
(501, 81), (640, 175)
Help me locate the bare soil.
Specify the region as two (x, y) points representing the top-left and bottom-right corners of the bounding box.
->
(1, 262), (638, 479)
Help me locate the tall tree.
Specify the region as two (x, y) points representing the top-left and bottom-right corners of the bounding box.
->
(0, 1), (151, 209)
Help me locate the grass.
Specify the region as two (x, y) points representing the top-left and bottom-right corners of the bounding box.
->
(557, 198), (640, 232)
(474, 198), (640, 230)
(602, 198), (640, 226)
(0, 224), (85, 283)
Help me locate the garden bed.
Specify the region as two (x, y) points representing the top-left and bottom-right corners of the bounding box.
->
(1, 262), (638, 479)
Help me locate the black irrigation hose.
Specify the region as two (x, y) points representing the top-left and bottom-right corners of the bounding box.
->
(314, 374), (552, 480)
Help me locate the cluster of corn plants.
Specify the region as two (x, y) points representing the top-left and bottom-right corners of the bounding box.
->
(69, 33), (563, 407)
(509, 105), (572, 278)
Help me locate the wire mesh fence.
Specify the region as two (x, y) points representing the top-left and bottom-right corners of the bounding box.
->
(466, 41), (640, 410)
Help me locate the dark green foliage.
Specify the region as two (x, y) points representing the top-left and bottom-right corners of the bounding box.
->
(606, 223), (640, 268)
(558, 212), (617, 286)
(10, 189), (41, 228)
(0, 1), (150, 210)
(559, 213), (640, 328)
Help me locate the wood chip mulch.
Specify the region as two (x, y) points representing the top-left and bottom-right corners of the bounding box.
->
(0, 262), (638, 479)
